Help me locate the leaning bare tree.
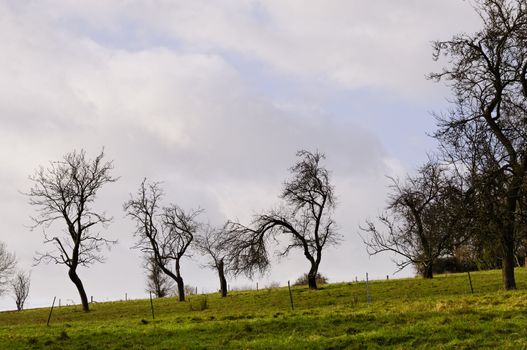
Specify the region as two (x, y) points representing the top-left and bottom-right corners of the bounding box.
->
(430, 0), (527, 289)
(361, 161), (466, 278)
(227, 150), (339, 289)
(162, 204), (200, 300)
(27, 150), (117, 312)
(12, 270), (30, 311)
(124, 179), (201, 302)
(196, 224), (232, 297)
(0, 242), (16, 295)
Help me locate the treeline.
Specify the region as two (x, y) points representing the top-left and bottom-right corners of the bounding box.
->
(5, 148), (336, 313)
(362, 0), (527, 290)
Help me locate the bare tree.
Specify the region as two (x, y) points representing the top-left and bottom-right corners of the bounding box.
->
(27, 150), (117, 312)
(430, 0), (527, 289)
(12, 270), (30, 311)
(124, 179), (201, 302)
(144, 255), (174, 298)
(162, 204), (200, 300)
(361, 161), (467, 278)
(196, 224), (231, 297)
(226, 150), (339, 289)
(0, 242), (16, 295)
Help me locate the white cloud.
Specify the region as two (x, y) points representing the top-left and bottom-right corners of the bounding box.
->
(4, 0), (481, 98)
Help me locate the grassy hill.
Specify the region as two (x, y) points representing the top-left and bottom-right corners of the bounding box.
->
(1, 269), (527, 349)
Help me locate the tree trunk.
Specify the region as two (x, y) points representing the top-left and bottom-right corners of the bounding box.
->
(307, 264), (318, 289)
(422, 262), (433, 279)
(176, 278), (185, 301)
(68, 267), (90, 312)
(157, 258), (185, 301)
(175, 260), (185, 301)
(501, 184), (518, 290)
(502, 235), (516, 290)
(218, 260), (227, 298)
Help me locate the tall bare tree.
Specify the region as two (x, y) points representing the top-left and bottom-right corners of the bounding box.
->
(227, 150), (339, 289)
(196, 224), (231, 297)
(12, 270), (30, 311)
(27, 150), (117, 312)
(361, 161), (467, 278)
(124, 179), (201, 302)
(430, 0), (527, 289)
(0, 242), (16, 295)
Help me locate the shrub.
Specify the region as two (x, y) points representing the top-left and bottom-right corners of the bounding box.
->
(415, 257), (479, 276)
(293, 273), (328, 286)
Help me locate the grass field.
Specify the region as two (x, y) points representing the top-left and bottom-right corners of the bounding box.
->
(1, 269), (527, 349)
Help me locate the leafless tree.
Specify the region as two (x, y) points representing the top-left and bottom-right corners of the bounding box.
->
(0, 242), (16, 295)
(361, 161), (467, 278)
(144, 255), (174, 298)
(27, 150), (117, 312)
(195, 224), (231, 297)
(162, 204), (200, 300)
(430, 0), (527, 289)
(124, 179), (201, 302)
(12, 270), (30, 311)
(226, 150), (339, 289)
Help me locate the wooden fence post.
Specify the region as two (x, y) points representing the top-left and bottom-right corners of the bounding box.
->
(46, 296), (56, 326)
(467, 271), (474, 294)
(366, 273), (371, 304)
(287, 281), (294, 311)
(149, 292), (155, 320)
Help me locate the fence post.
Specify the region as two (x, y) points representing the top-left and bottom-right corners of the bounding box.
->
(256, 282), (259, 291)
(46, 296), (56, 326)
(90, 296), (93, 303)
(149, 292), (155, 320)
(467, 271), (474, 294)
(287, 281), (294, 311)
(366, 273), (371, 304)
(125, 293), (128, 301)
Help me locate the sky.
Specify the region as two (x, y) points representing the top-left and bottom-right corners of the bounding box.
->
(0, 0), (482, 311)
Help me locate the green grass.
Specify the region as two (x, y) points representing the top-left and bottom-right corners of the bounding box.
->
(2, 269), (527, 349)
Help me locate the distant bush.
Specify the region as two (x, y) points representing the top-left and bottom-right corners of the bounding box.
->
(293, 273), (328, 286)
(229, 285), (254, 292)
(265, 281), (281, 289)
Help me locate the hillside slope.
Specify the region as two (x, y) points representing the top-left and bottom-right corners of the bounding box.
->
(1, 269), (527, 349)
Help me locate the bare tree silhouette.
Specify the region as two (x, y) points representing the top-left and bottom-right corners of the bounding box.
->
(196, 224), (232, 297)
(12, 270), (30, 311)
(226, 150), (339, 289)
(0, 242), (16, 295)
(27, 149), (117, 312)
(124, 179), (201, 302)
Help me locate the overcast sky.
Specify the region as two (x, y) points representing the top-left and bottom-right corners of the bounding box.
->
(0, 0), (482, 310)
